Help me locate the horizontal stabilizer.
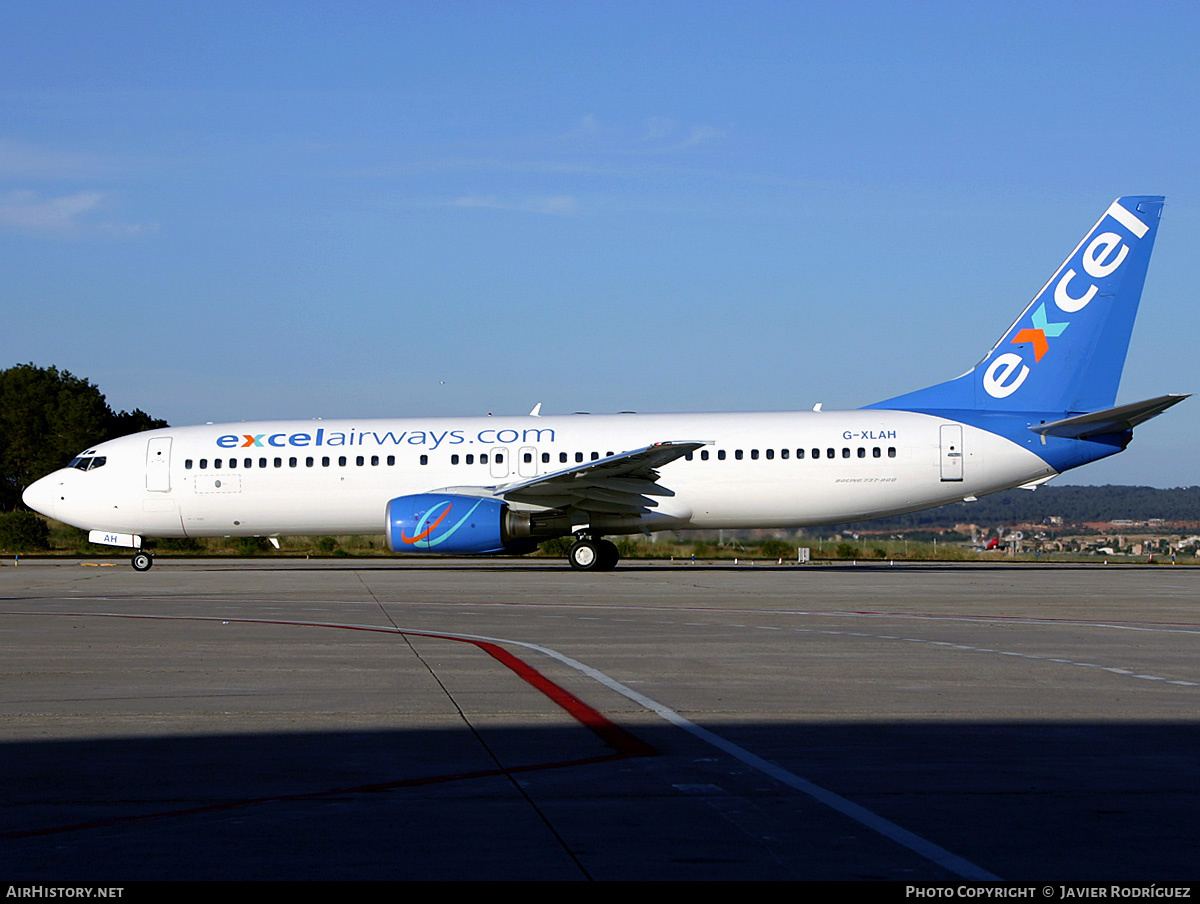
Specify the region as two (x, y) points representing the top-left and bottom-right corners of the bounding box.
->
(1031, 394), (1190, 439)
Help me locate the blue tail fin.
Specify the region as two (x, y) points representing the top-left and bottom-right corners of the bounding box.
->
(867, 196), (1164, 416)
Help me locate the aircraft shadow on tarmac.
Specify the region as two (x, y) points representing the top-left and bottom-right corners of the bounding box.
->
(3, 720), (1199, 881)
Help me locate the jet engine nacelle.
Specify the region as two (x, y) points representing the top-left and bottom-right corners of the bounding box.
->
(386, 493), (542, 555)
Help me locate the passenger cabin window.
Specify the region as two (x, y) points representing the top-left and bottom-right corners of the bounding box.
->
(420, 454), (428, 465)
(718, 450), (726, 460)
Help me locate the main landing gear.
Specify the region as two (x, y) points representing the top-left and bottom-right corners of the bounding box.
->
(131, 550), (154, 572)
(568, 536), (620, 572)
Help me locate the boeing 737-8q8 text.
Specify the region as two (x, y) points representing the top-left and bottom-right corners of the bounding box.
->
(22, 196), (1187, 571)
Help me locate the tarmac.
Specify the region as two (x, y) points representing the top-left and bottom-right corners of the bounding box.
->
(1, 557), (1198, 881)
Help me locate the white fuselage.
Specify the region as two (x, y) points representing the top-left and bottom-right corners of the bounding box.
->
(25, 409), (1055, 540)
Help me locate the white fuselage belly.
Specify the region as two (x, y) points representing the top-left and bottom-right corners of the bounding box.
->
(38, 410), (1055, 539)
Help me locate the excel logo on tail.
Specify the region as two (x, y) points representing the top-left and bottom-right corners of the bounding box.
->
(982, 199), (1152, 400)
(1010, 303), (1069, 363)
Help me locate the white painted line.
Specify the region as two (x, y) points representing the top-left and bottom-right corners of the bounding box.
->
(482, 633), (1001, 881)
(11, 607), (996, 878)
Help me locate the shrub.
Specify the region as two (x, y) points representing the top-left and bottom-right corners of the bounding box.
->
(235, 536), (272, 556)
(760, 539), (793, 559)
(537, 537), (574, 557)
(155, 537), (201, 552)
(0, 511), (50, 551)
(614, 537), (642, 558)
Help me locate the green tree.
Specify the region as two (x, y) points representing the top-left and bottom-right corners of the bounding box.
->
(107, 407), (168, 438)
(0, 364), (168, 511)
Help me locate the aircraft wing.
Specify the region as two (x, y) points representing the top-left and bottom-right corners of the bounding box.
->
(494, 441), (708, 514)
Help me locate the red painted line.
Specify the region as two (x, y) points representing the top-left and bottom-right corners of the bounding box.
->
(20, 597), (1200, 630)
(3, 610), (654, 757)
(466, 637), (655, 758)
(0, 611), (657, 838)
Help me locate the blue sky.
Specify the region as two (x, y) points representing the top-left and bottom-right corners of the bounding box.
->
(3, 1), (1197, 486)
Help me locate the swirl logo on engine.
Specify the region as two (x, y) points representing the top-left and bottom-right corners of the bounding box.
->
(400, 499), (484, 547)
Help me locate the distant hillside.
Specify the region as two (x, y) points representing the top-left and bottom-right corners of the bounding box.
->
(835, 485), (1200, 531)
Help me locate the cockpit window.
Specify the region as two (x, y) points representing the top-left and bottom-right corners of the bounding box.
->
(68, 455), (106, 472)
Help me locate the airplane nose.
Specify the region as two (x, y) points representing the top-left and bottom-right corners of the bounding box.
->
(22, 475), (57, 519)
